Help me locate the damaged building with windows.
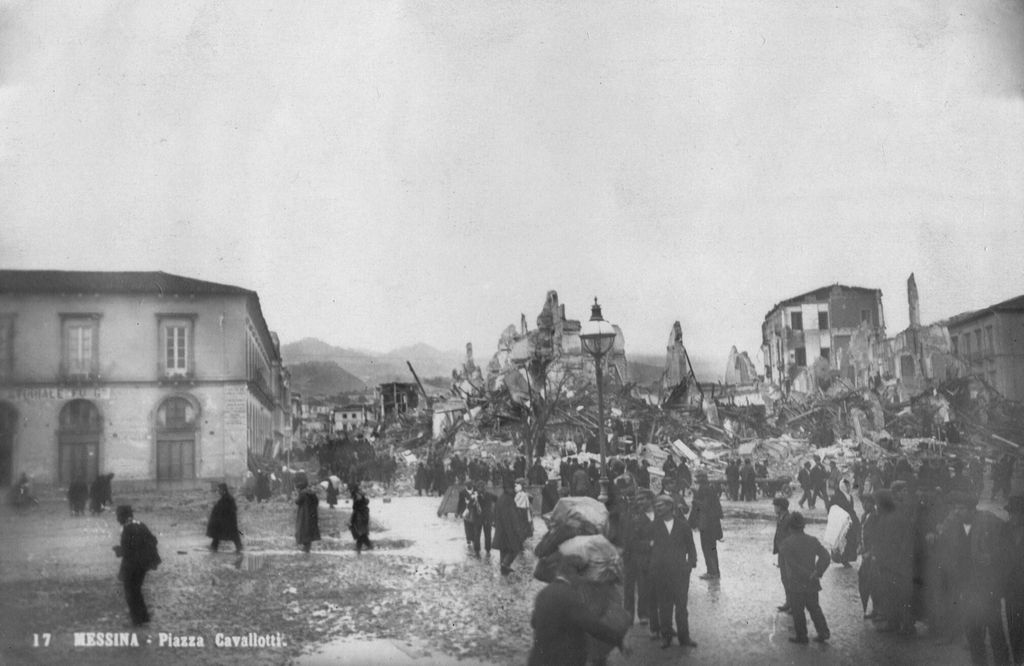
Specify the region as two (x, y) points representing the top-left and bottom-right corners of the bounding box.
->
(761, 284), (887, 392)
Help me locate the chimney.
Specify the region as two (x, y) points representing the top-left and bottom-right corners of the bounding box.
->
(907, 273), (920, 328)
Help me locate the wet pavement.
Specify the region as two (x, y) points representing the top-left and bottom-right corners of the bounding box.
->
(1, 491), (1004, 665)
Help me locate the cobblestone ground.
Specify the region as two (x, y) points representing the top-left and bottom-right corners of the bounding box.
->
(0, 489), (1008, 665)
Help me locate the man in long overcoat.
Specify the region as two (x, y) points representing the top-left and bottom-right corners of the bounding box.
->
(773, 497), (794, 611)
(689, 471), (723, 579)
(206, 483), (243, 552)
(650, 494), (698, 649)
(294, 475), (321, 553)
(937, 491), (1009, 665)
(493, 480), (529, 576)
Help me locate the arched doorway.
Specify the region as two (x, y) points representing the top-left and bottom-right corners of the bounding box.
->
(0, 402), (16, 486)
(59, 400), (102, 484)
(155, 396), (198, 482)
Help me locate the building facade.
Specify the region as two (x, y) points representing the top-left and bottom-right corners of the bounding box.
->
(762, 284), (886, 389)
(0, 271), (291, 489)
(332, 404), (374, 433)
(945, 295), (1024, 401)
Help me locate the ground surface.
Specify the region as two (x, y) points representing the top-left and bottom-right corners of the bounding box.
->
(0, 487), (1007, 665)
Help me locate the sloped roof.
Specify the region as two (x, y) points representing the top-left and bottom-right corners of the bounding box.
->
(764, 283), (881, 319)
(943, 294), (1024, 328)
(0, 270), (253, 296)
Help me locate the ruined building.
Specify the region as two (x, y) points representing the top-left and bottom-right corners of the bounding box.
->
(883, 274), (965, 395)
(761, 284), (886, 391)
(486, 290), (627, 391)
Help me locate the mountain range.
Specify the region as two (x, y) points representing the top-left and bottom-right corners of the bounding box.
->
(282, 338), (723, 398)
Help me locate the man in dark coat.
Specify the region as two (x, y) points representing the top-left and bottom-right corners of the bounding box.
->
(938, 491), (1009, 665)
(1003, 495), (1024, 665)
(68, 473), (89, 516)
(206, 483), (243, 552)
(113, 505), (160, 627)
(650, 494), (699, 649)
(725, 459), (740, 501)
(457, 481), (483, 555)
(414, 462), (429, 496)
(779, 512), (831, 644)
(493, 481), (528, 576)
(89, 472), (114, 514)
(809, 457), (829, 509)
(528, 554), (629, 666)
(773, 497), (794, 612)
(348, 482), (373, 553)
(689, 471), (723, 579)
(798, 462), (814, 509)
(294, 475), (320, 553)
(255, 471), (272, 503)
(475, 480), (497, 556)
(622, 489), (655, 625)
(740, 459), (757, 502)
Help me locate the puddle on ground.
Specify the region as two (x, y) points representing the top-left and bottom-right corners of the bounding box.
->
(297, 637), (494, 665)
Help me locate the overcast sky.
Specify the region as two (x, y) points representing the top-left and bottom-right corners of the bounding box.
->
(2, 1), (1022, 376)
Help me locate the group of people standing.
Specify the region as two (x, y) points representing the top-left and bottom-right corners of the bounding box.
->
(615, 469), (723, 651)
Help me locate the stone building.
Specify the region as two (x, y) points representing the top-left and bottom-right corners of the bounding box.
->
(945, 294), (1024, 401)
(0, 270), (291, 489)
(761, 284), (886, 390)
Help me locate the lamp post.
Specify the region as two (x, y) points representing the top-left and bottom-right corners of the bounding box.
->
(579, 298), (618, 504)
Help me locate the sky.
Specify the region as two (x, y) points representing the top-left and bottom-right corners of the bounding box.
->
(2, 0), (1023, 377)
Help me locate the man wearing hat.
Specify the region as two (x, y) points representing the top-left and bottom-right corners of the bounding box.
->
(113, 505), (161, 626)
(649, 493), (698, 649)
(772, 497), (794, 612)
(778, 511), (831, 644)
(622, 489), (655, 627)
(937, 490), (1009, 665)
(1005, 494), (1024, 665)
(689, 471), (723, 580)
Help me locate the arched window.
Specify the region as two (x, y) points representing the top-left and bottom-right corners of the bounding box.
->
(58, 400), (102, 484)
(155, 395), (198, 482)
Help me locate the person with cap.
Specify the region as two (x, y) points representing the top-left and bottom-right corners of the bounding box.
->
(206, 482), (243, 553)
(778, 511), (831, 644)
(936, 490), (1009, 665)
(294, 473), (321, 553)
(1004, 494), (1024, 665)
(772, 496), (794, 612)
(650, 493), (699, 649)
(528, 554), (631, 665)
(622, 488), (655, 626)
(689, 471), (723, 580)
(113, 505), (161, 627)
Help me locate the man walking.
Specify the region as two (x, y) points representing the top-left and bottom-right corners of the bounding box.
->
(689, 471), (723, 580)
(206, 483), (243, 552)
(779, 512), (831, 644)
(113, 505), (161, 627)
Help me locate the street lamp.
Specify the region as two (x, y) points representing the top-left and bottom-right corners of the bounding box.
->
(579, 297), (618, 504)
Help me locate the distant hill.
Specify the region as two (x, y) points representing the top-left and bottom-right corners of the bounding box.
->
(628, 353), (722, 385)
(282, 338), (463, 386)
(288, 361), (367, 396)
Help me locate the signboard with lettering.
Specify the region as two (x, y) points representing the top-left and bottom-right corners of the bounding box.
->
(0, 386), (112, 401)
